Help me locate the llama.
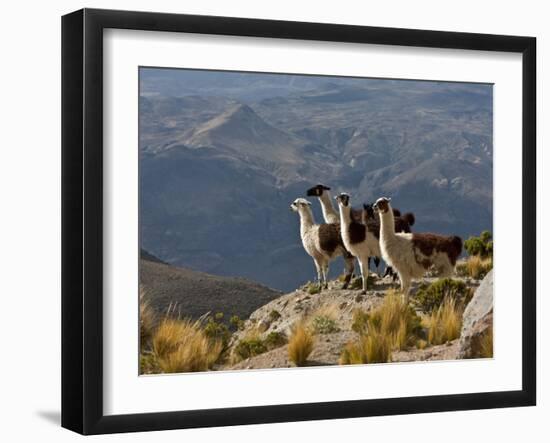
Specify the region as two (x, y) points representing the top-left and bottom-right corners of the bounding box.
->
(290, 198), (355, 290)
(362, 202), (416, 279)
(335, 193), (376, 294)
(306, 184), (340, 224)
(373, 197), (462, 302)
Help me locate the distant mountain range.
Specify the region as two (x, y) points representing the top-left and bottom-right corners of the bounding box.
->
(139, 70), (493, 291)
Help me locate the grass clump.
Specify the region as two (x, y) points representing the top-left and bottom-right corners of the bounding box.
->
(152, 318), (222, 373)
(339, 330), (391, 365)
(341, 291), (422, 365)
(367, 292), (422, 350)
(139, 352), (159, 374)
(415, 278), (473, 312)
(288, 323), (315, 367)
(351, 308), (370, 335)
(425, 298), (462, 345)
(465, 255), (493, 280)
(303, 281), (321, 294)
(139, 291), (156, 347)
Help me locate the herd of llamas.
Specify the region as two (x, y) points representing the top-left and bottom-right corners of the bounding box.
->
(290, 184), (463, 302)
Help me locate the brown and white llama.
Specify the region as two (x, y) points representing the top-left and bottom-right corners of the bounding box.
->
(290, 198), (355, 290)
(335, 193), (376, 294)
(373, 197), (462, 302)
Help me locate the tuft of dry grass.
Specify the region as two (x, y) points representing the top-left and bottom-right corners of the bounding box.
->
(339, 330), (391, 365)
(464, 255), (493, 280)
(288, 322), (315, 367)
(152, 318), (222, 373)
(367, 291), (421, 351)
(426, 298), (462, 345)
(341, 291), (421, 365)
(139, 287), (156, 348)
(351, 308), (370, 335)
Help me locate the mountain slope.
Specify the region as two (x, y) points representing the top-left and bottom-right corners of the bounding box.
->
(140, 250), (282, 320)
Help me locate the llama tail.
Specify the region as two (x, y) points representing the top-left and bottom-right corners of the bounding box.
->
(402, 212), (415, 226)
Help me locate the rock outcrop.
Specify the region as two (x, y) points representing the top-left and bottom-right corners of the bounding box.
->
(458, 270), (493, 358)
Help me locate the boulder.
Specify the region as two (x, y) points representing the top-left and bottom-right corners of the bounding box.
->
(458, 270), (493, 358)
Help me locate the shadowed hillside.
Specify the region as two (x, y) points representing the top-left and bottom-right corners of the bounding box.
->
(139, 249), (282, 320)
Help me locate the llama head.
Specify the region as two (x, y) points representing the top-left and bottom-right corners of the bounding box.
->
(363, 203), (375, 220)
(373, 197), (392, 214)
(290, 198), (312, 213)
(335, 192), (351, 208)
(306, 184), (331, 197)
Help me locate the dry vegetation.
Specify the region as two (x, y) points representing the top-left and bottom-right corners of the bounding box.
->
(152, 318), (223, 373)
(288, 322), (315, 366)
(308, 303), (340, 334)
(424, 298), (462, 345)
(139, 293), (156, 346)
(464, 255), (493, 280)
(339, 329), (391, 364)
(341, 291), (421, 365)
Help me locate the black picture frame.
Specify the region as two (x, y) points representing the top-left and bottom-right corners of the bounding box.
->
(62, 8), (536, 435)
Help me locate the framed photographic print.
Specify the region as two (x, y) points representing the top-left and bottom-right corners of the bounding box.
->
(61, 8), (536, 435)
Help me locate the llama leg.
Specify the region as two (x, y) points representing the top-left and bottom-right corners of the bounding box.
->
(313, 260), (323, 289)
(358, 259), (368, 294)
(342, 255), (354, 289)
(322, 262), (329, 289)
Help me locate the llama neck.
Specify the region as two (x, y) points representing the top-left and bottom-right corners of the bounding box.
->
(338, 205), (352, 228)
(379, 207), (396, 242)
(319, 192), (338, 222)
(299, 208), (315, 237)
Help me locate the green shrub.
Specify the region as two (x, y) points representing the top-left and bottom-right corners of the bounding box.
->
(415, 278), (473, 312)
(264, 331), (287, 350)
(464, 231), (493, 258)
(234, 338), (268, 360)
(204, 314), (231, 349)
(268, 310), (282, 322)
(310, 315), (340, 334)
(229, 315), (245, 331)
(139, 352), (159, 374)
(303, 281), (321, 294)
